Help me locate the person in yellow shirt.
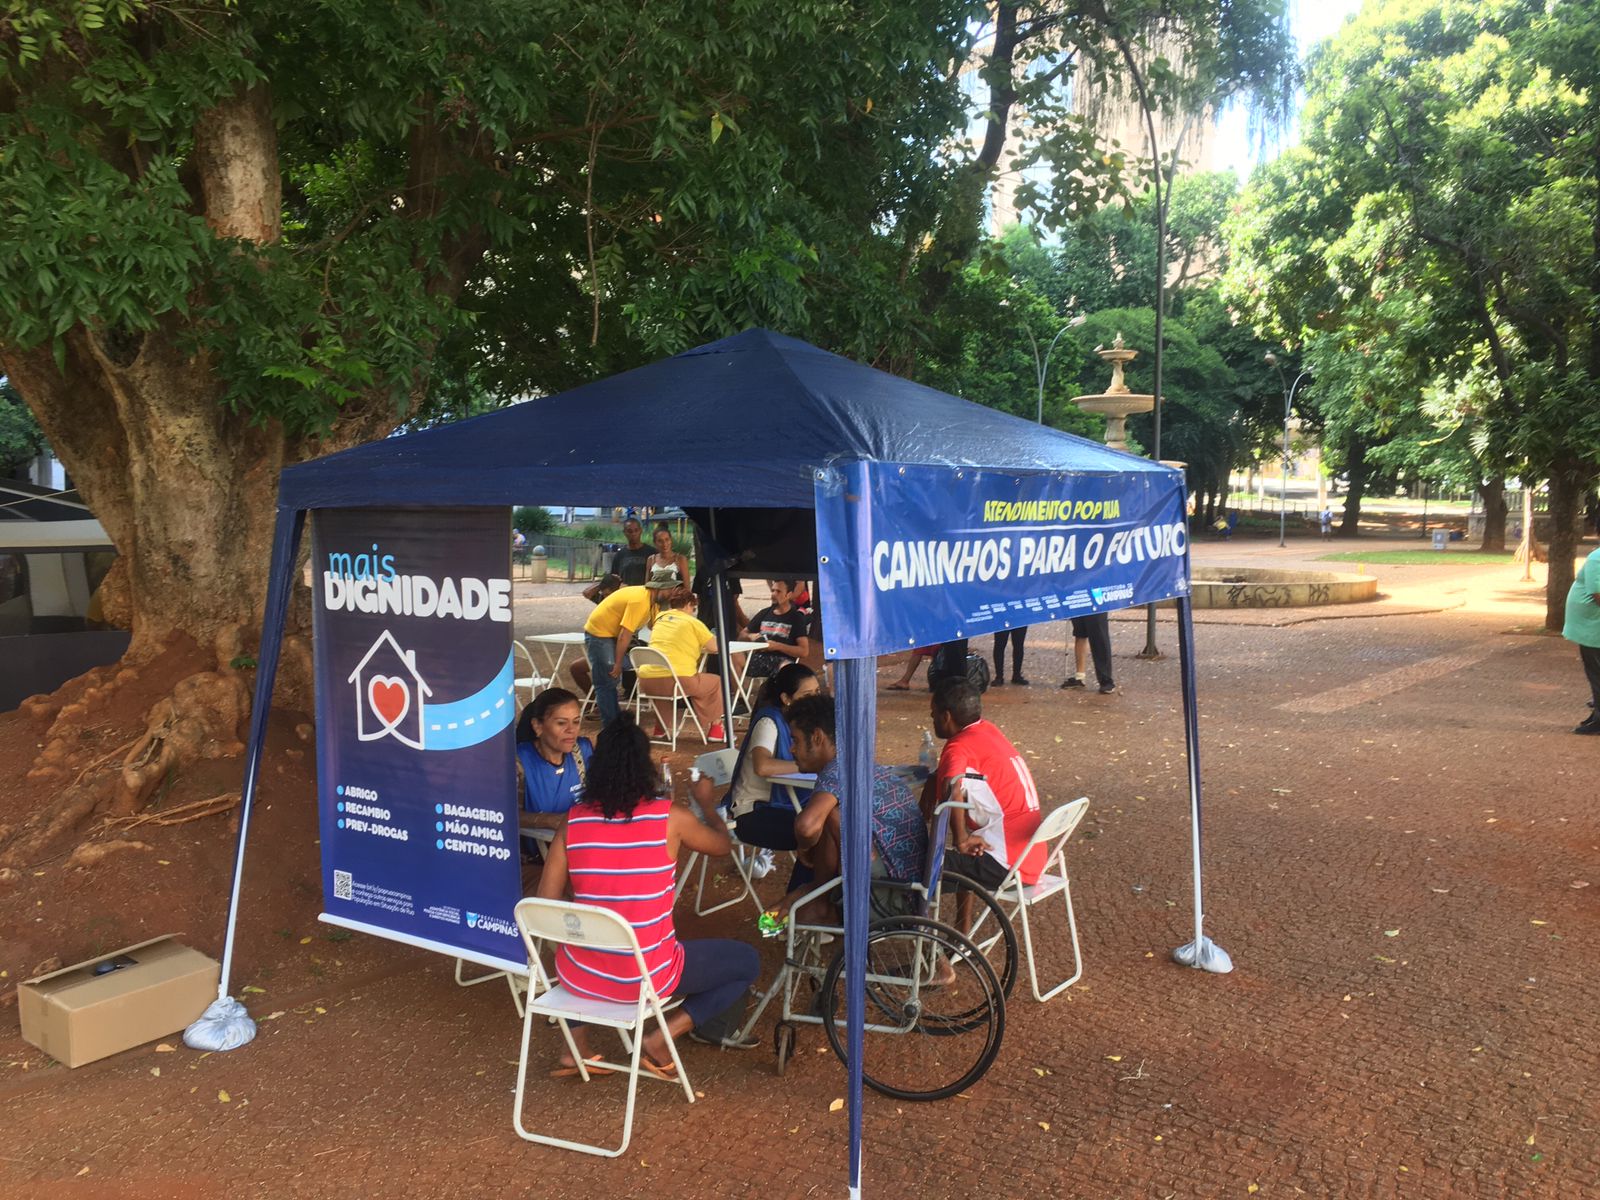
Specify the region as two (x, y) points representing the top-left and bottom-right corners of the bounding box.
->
(636, 588), (725, 741)
(582, 571), (674, 725)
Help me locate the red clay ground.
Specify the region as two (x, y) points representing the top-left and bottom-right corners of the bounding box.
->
(1, 533), (1596, 1198)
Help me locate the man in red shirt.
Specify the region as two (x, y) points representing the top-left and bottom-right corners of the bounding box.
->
(926, 678), (1046, 895)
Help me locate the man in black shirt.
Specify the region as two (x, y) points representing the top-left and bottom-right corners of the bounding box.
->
(744, 579), (812, 679)
(609, 517), (653, 587)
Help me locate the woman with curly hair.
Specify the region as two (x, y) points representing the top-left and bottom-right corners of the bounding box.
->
(536, 716), (760, 1074)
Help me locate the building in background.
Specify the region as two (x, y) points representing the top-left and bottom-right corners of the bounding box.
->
(959, 27), (1219, 238)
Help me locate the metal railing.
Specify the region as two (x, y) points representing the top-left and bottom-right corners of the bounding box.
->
(512, 533), (611, 582)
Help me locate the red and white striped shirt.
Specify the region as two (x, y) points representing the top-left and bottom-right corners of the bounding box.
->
(555, 796), (685, 1002)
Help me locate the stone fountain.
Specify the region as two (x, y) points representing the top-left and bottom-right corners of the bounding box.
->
(1072, 332), (1153, 452)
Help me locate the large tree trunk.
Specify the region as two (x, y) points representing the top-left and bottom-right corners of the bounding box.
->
(1, 325), (290, 664)
(1337, 438), (1368, 537)
(0, 83), (470, 864)
(1478, 476), (1508, 553)
(1545, 463), (1589, 632)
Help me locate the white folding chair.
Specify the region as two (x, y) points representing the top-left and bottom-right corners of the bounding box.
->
(513, 641), (548, 707)
(631, 646), (708, 751)
(511, 898), (694, 1158)
(674, 749), (765, 917)
(452, 956), (527, 1016)
(988, 796), (1090, 1002)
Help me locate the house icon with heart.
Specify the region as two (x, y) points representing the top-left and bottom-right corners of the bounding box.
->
(347, 630), (432, 750)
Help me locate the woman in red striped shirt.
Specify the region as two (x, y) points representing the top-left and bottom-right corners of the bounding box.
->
(536, 716), (760, 1076)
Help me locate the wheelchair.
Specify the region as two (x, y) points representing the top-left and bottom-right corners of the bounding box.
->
(733, 794), (1019, 1102)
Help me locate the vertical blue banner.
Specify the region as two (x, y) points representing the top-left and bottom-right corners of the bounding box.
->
(815, 461), (1190, 660)
(310, 508), (523, 973)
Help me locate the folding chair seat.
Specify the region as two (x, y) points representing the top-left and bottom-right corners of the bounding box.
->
(988, 796), (1090, 1002)
(631, 646), (709, 751)
(512, 898), (694, 1158)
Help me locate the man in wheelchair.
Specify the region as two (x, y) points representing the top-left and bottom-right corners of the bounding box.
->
(782, 693), (927, 927)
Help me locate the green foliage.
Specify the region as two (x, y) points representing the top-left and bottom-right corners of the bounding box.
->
(958, 172), (1281, 501)
(1048, 172), (1240, 317)
(0, 378), (48, 473)
(0, 0), (981, 433)
(0, 0), (1300, 438)
(1226, 0), (1600, 501)
(1072, 305), (1243, 491)
(914, 253), (1100, 437)
(511, 507), (557, 537)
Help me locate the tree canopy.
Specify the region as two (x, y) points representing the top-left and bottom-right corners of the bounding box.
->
(967, 171), (1282, 519)
(1225, 0), (1600, 615)
(0, 0), (1298, 669)
(0, 0), (987, 658)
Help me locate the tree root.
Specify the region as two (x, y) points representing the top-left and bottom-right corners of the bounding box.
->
(102, 792), (240, 830)
(113, 670), (249, 817)
(66, 839), (152, 870)
(1, 650), (251, 867)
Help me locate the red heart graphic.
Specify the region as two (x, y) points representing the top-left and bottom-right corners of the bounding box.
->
(368, 676), (409, 727)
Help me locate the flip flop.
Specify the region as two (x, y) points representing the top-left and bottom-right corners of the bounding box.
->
(549, 1054), (614, 1079)
(640, 1056), (679, 1082)
(886, 683), (910, 691)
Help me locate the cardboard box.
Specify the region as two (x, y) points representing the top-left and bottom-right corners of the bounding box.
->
(19, 935), (220, 1068)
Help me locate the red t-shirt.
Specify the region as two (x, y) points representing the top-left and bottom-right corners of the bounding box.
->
(937, 719), (1045, 884)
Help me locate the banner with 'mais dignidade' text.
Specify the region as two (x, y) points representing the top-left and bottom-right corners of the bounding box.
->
(310, 507), (523, 973)
(814, 461), (1190, 660)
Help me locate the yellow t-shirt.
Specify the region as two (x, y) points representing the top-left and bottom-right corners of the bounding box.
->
(583, 586), (655, 640)
(637, 609), (713, 678)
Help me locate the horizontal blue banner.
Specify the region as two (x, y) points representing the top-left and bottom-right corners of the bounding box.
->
(814, 461), (1190, 659)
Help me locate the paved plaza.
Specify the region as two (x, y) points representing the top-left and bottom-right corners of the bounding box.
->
(1, 538), (1594, 1197)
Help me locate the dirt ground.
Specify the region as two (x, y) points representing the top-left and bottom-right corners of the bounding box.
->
(1, 532), (1597, 1198)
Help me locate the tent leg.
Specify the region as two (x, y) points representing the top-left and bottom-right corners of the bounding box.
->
(835, 657), (874, 1196)
(1170, 595), (1232, 974)
(219, 506), (306, 999)
(705, 512), (736, 750)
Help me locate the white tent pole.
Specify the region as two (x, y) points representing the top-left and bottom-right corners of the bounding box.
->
(834, 656), (874, 1196)
(217, 506), (306, 998)
(184, 506), (306, 1053)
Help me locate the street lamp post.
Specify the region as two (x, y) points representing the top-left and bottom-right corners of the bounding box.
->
(1264, 352), (1311, 548)
(1023, 315), (1086, 424)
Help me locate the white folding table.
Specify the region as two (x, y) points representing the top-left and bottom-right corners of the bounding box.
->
(526, 631), (586, 686)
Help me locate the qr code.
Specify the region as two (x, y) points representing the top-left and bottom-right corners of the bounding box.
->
(333, 870), (353, 901)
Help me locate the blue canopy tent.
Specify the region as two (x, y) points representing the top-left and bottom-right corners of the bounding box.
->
(213, 329), (1229, 1197)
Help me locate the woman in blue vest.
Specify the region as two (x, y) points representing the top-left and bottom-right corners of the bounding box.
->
(718, 664), (819, 912)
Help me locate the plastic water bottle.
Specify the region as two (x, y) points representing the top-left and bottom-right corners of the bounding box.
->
(660, 760), (673, 799)
(919, 730), (938, 774)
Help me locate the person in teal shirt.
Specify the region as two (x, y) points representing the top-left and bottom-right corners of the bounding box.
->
(1562, 512), (1600, 735)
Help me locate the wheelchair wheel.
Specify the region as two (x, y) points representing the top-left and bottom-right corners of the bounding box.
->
(928, 870), (1018, 1003)
(818, 915), (1004, 1102)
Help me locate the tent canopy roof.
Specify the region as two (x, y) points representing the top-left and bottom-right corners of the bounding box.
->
(280, 329), (1174, 512)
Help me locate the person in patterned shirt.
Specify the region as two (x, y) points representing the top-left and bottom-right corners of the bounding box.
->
(785, 693), (927, 925)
